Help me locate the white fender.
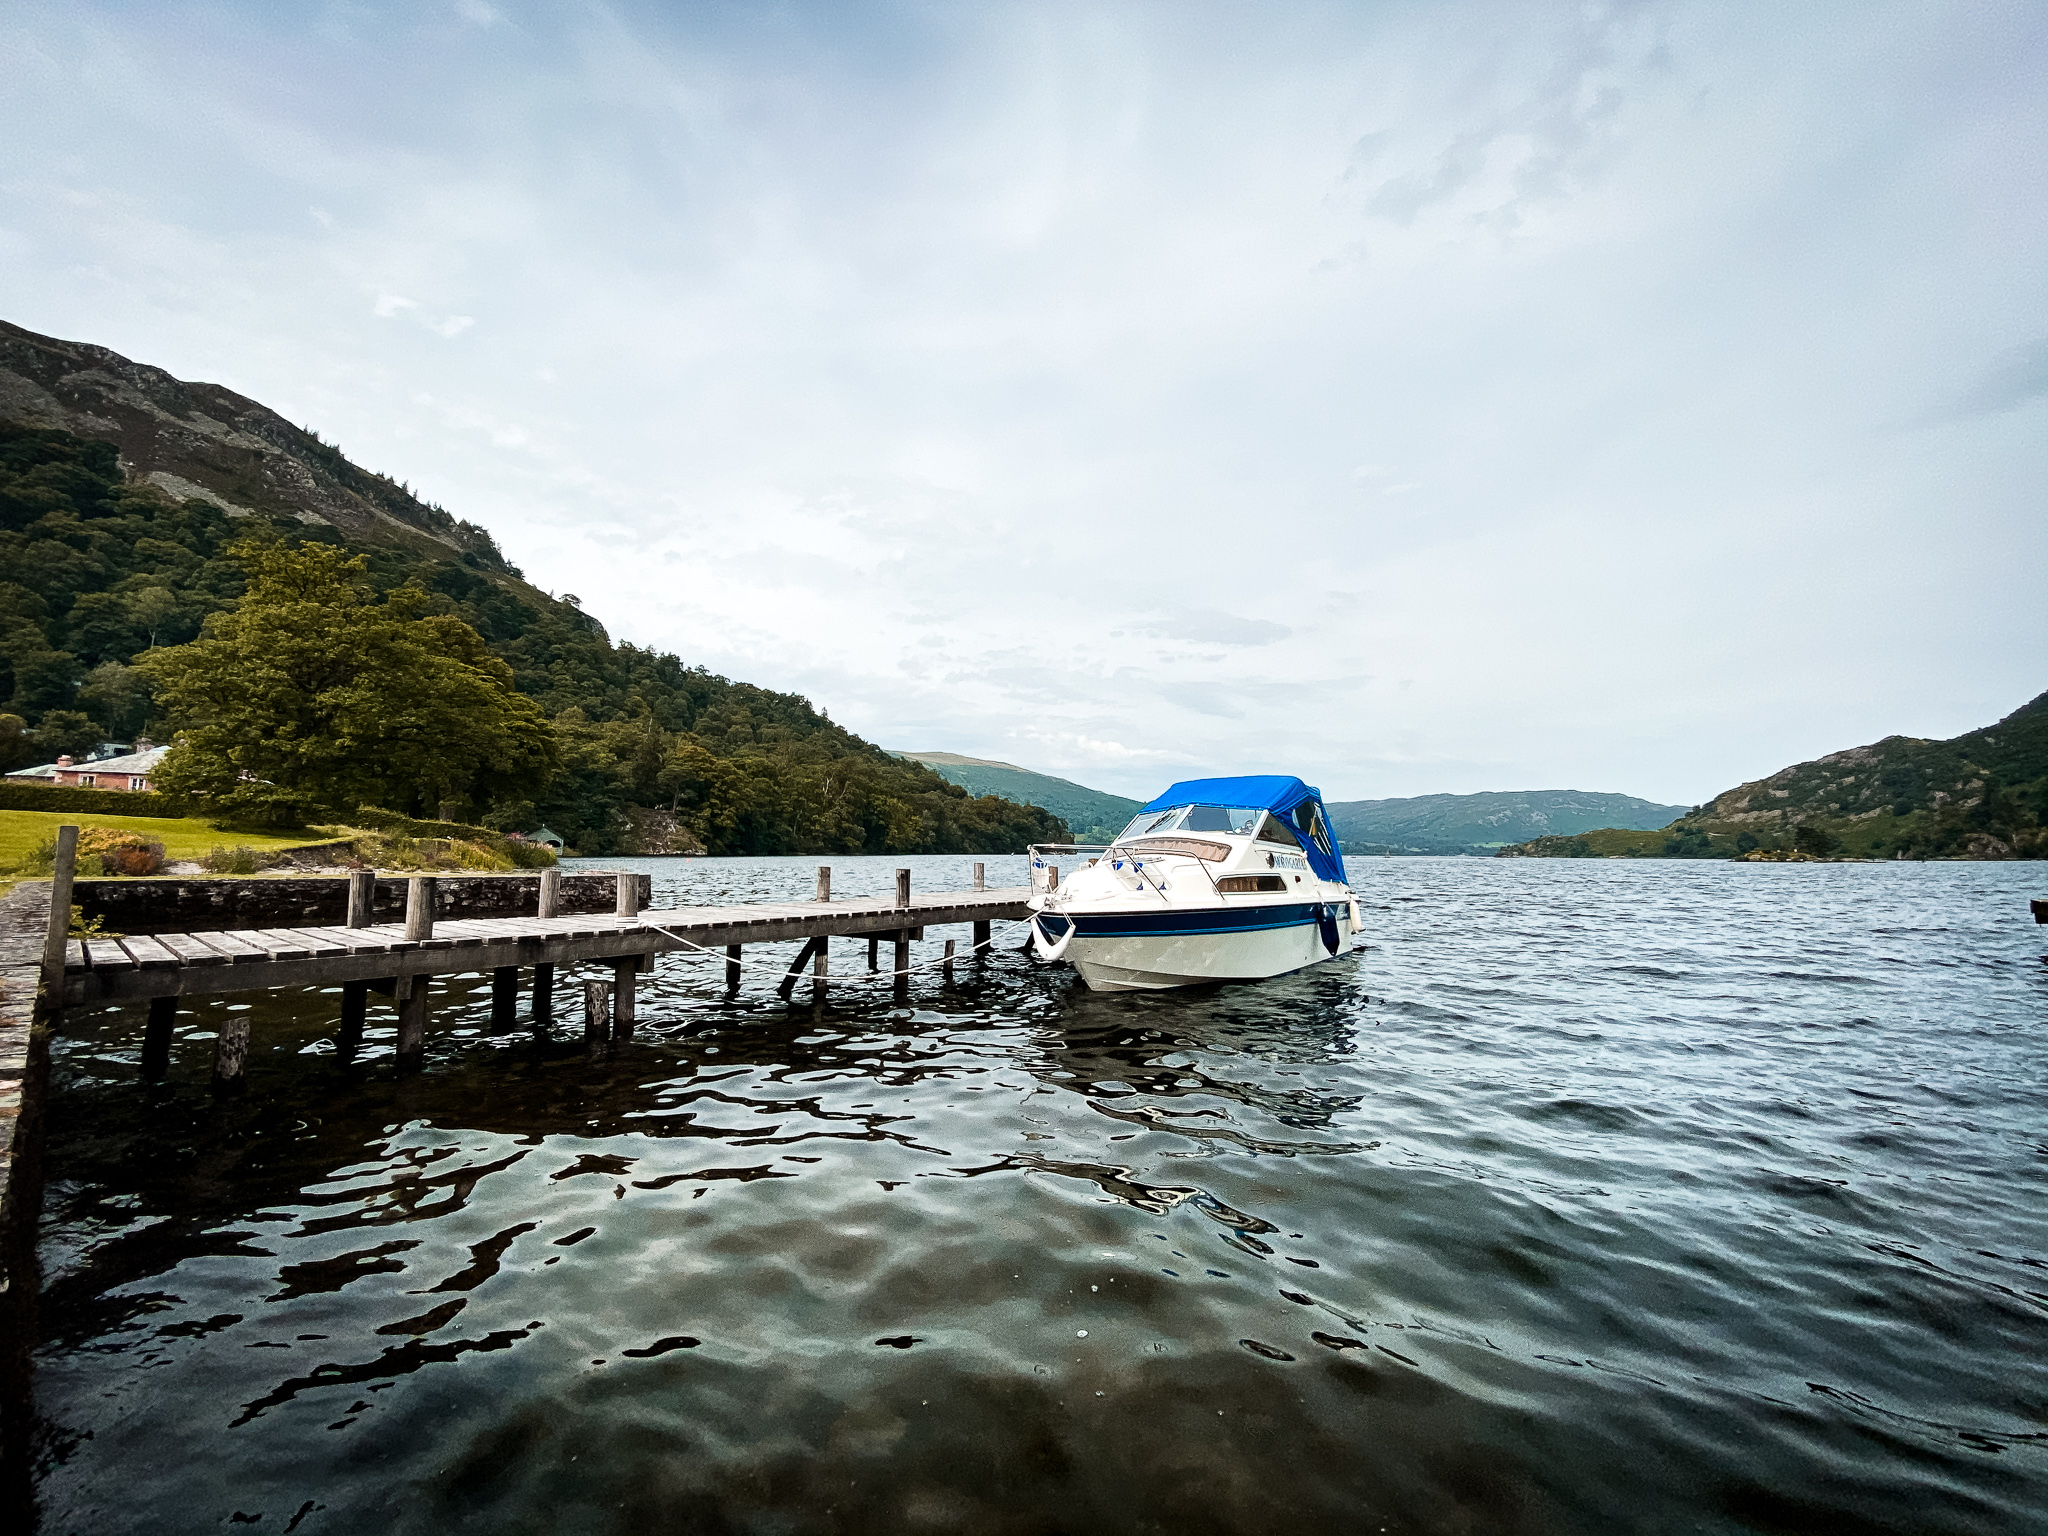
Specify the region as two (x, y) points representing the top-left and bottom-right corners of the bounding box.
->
(1032, 914), (1075, 962)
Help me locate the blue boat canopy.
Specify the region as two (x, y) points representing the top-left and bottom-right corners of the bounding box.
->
(1136, 775), (1348, 884)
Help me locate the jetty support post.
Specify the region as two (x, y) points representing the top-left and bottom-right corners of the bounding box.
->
(404, 877), (436, 942)
(345, 869), (374, 929)
(490, 968), (520, 1031)
(211, 1014), (250, 1093)
(812, 936), (828, 1000)
(611, 958), (637, 1038)
(616, 871), (638, 919)
(583, 977), (612, 1046)
(723, 946), (741, 992)
(942, 939), (955, 983)
(893, 932), (911, 1002)
(533, 963), (555, 1026)
(973, 861), (985, 892)
(815, 866), (831, 901)
(142, 995), (175, 1082)
(39, 824), (78, 1008)
(777, 936), (826, 1001)
(338, 982), (368, 1056)
(973, 919), (991, 956)
(895, 867), (911, 906)
(867, 936), (878, 973)
(538, 867), (561, 920)
(396, 977), (428, 1068)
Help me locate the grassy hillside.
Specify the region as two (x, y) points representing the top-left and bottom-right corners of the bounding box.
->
(897, 753), (1141, 843)
(1498, 691), (2048, 860)
(1327, 789), (1687, 855)
(0, 326), (1067, 857)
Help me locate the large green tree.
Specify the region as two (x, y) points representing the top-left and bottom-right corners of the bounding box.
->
(141, 540), (560, 823)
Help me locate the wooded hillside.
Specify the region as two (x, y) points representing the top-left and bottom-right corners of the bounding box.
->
(0, 415), (1063, 855)
(1498, 693), (2047, 860)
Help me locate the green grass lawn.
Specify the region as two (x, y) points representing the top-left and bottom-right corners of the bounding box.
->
(0, 808), (347, 873)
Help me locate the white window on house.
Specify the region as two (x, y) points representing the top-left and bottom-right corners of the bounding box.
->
(79, 775), (96, 787)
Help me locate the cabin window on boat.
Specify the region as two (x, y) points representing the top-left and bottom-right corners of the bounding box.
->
(1291, 801), (1335, 858)
(1255, 813), (1302, 847)
(1118, 805), (1262, 839)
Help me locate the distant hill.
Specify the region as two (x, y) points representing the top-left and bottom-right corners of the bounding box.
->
(896, 753), (1141, 842)
(1498, 690), (2048, 861)
(1325, 790), (1689, 856)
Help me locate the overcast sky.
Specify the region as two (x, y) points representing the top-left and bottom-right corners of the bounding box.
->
(3, 1), (2042, 803)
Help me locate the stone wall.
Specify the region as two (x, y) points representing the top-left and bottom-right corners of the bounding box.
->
(73, 872), (652, 935)
(0, 881), (53, 1497)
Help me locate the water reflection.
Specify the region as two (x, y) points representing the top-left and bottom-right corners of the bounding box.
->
(31, 857), (2048, 1535)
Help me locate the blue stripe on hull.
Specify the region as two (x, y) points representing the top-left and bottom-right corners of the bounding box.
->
(1053, 903), (1324, 940)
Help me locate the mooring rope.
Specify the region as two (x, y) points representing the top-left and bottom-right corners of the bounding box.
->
(638, 916), (1037, 987)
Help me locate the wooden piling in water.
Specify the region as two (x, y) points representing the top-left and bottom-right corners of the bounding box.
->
(345, 870), (374, 929)
(724, 945), (741, 991)
(490, 967), (519, 1030)
(816, 866), (832, 901)
(142, 995), (174, 1081)
(778, 936), (826, 1000)
(942, 938), (955, 982)
(894, 934), (911, 1001)
(212, 1016), (249, 1091)
(616, 871), (639, 918)
(339, 982), (367, 1054)
(867, 935), (879, 972)
(611, 960), (636, 1037)
(40, 825), (77, 1001)
(973, 919), (991, 953)
(813, 936), (829, 998)
(974, 862), (985, 892)
(395, 978), (427, 1065)
(896, 868), (911, 906)
(404, 877), (435, 942)
(583, 977), (612, 1044)
(537, 868), (561, 919)
(533, 963), (555, 1024)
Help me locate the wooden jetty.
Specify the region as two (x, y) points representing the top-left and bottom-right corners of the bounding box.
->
(50, 847), (1032, 1086)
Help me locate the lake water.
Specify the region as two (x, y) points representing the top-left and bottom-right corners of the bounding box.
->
(29, 857), (2048, 1534)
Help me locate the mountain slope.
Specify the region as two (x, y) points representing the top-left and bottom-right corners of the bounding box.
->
(0, 322), (1066, 856)
(896, 753), (1140, 842)
(1498, 692), (2048, 860)
(1326, 789), (1688, 855)
(1, 319), (506, 568)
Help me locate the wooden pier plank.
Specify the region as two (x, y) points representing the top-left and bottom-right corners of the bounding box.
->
(116, 934), (182, 969)
(82, 938), (135, 971)
(192, 930), (279, 963)
(155, 932), (230, 966)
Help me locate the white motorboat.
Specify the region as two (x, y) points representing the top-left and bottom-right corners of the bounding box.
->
(1026, 775), (1362, 993)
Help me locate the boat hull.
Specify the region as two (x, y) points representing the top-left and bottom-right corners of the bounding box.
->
(1040, 903), (1354, 992)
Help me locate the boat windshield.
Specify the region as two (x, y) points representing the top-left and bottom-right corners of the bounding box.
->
(1117, 804), (1263, 840)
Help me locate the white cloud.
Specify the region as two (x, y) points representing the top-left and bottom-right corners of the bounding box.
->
(0, 0), (2040, 802)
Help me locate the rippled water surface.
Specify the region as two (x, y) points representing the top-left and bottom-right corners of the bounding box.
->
(31, 857), (2048, 1533)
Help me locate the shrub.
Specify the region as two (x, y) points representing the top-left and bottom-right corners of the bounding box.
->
(505, 839), (558, 869)
(77, 827), (166, 876)
(201, 844), (275, 875)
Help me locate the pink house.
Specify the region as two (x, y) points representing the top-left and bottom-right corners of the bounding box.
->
(50, 742), (170, 792)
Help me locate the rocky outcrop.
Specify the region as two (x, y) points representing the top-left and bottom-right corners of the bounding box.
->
(0, 319), (506, 567)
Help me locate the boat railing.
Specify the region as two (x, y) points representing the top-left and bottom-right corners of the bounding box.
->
(1027, 842), (1110, 893)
